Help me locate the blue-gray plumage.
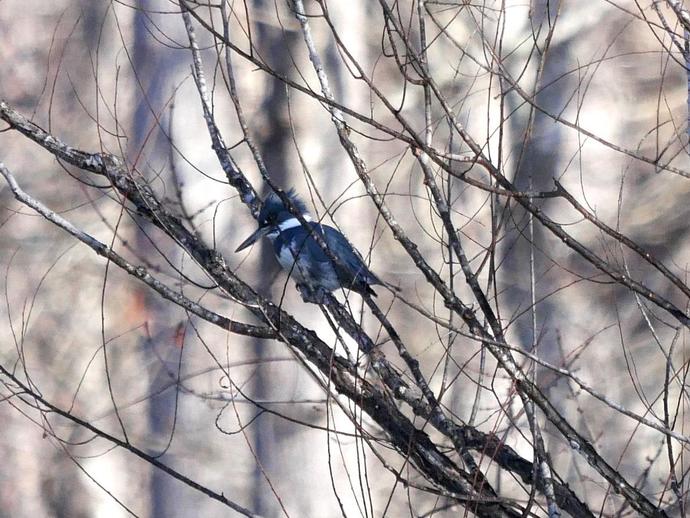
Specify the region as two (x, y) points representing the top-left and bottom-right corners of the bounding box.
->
(235, 190), (381, 302)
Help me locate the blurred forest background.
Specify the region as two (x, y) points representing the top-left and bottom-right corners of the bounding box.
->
(1, 0), (690, 517)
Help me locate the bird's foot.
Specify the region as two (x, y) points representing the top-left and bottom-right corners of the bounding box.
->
(296, 284), (329, 304)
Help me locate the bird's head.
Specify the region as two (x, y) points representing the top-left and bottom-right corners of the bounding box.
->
(235, 189), (310, 252)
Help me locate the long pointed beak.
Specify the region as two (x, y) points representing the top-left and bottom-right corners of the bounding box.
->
(235, 226), (270, 252)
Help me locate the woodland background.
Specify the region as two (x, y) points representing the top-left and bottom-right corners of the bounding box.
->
(1, 1), (689, 517)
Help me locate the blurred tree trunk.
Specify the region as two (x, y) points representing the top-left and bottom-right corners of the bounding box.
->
(130, 2), (180, 516)
(505, 1), (566, 364)
(250, 7), (296, 515)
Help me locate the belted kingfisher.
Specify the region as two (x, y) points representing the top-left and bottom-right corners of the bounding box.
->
(235, 190), (381, 302)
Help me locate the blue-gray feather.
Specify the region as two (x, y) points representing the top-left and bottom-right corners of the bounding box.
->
(237, 189), (381, 300)
(273, 222), (380, 296)
(259, 189), (307, 226)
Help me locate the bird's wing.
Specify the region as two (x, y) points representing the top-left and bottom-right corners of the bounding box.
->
(318, 224), (380, 283)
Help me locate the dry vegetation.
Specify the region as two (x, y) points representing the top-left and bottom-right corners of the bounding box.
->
(1, 1), (690, 516)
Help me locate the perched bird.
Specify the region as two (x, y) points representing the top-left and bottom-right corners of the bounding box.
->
(235, 190), (381, 302)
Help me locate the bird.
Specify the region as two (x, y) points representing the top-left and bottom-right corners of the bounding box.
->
(235, 190), (381, 303)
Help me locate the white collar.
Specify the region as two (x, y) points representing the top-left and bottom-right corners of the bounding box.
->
(277, 214), (313, 231)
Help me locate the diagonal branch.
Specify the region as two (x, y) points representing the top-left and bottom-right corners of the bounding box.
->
(0, 99), (522, 517)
